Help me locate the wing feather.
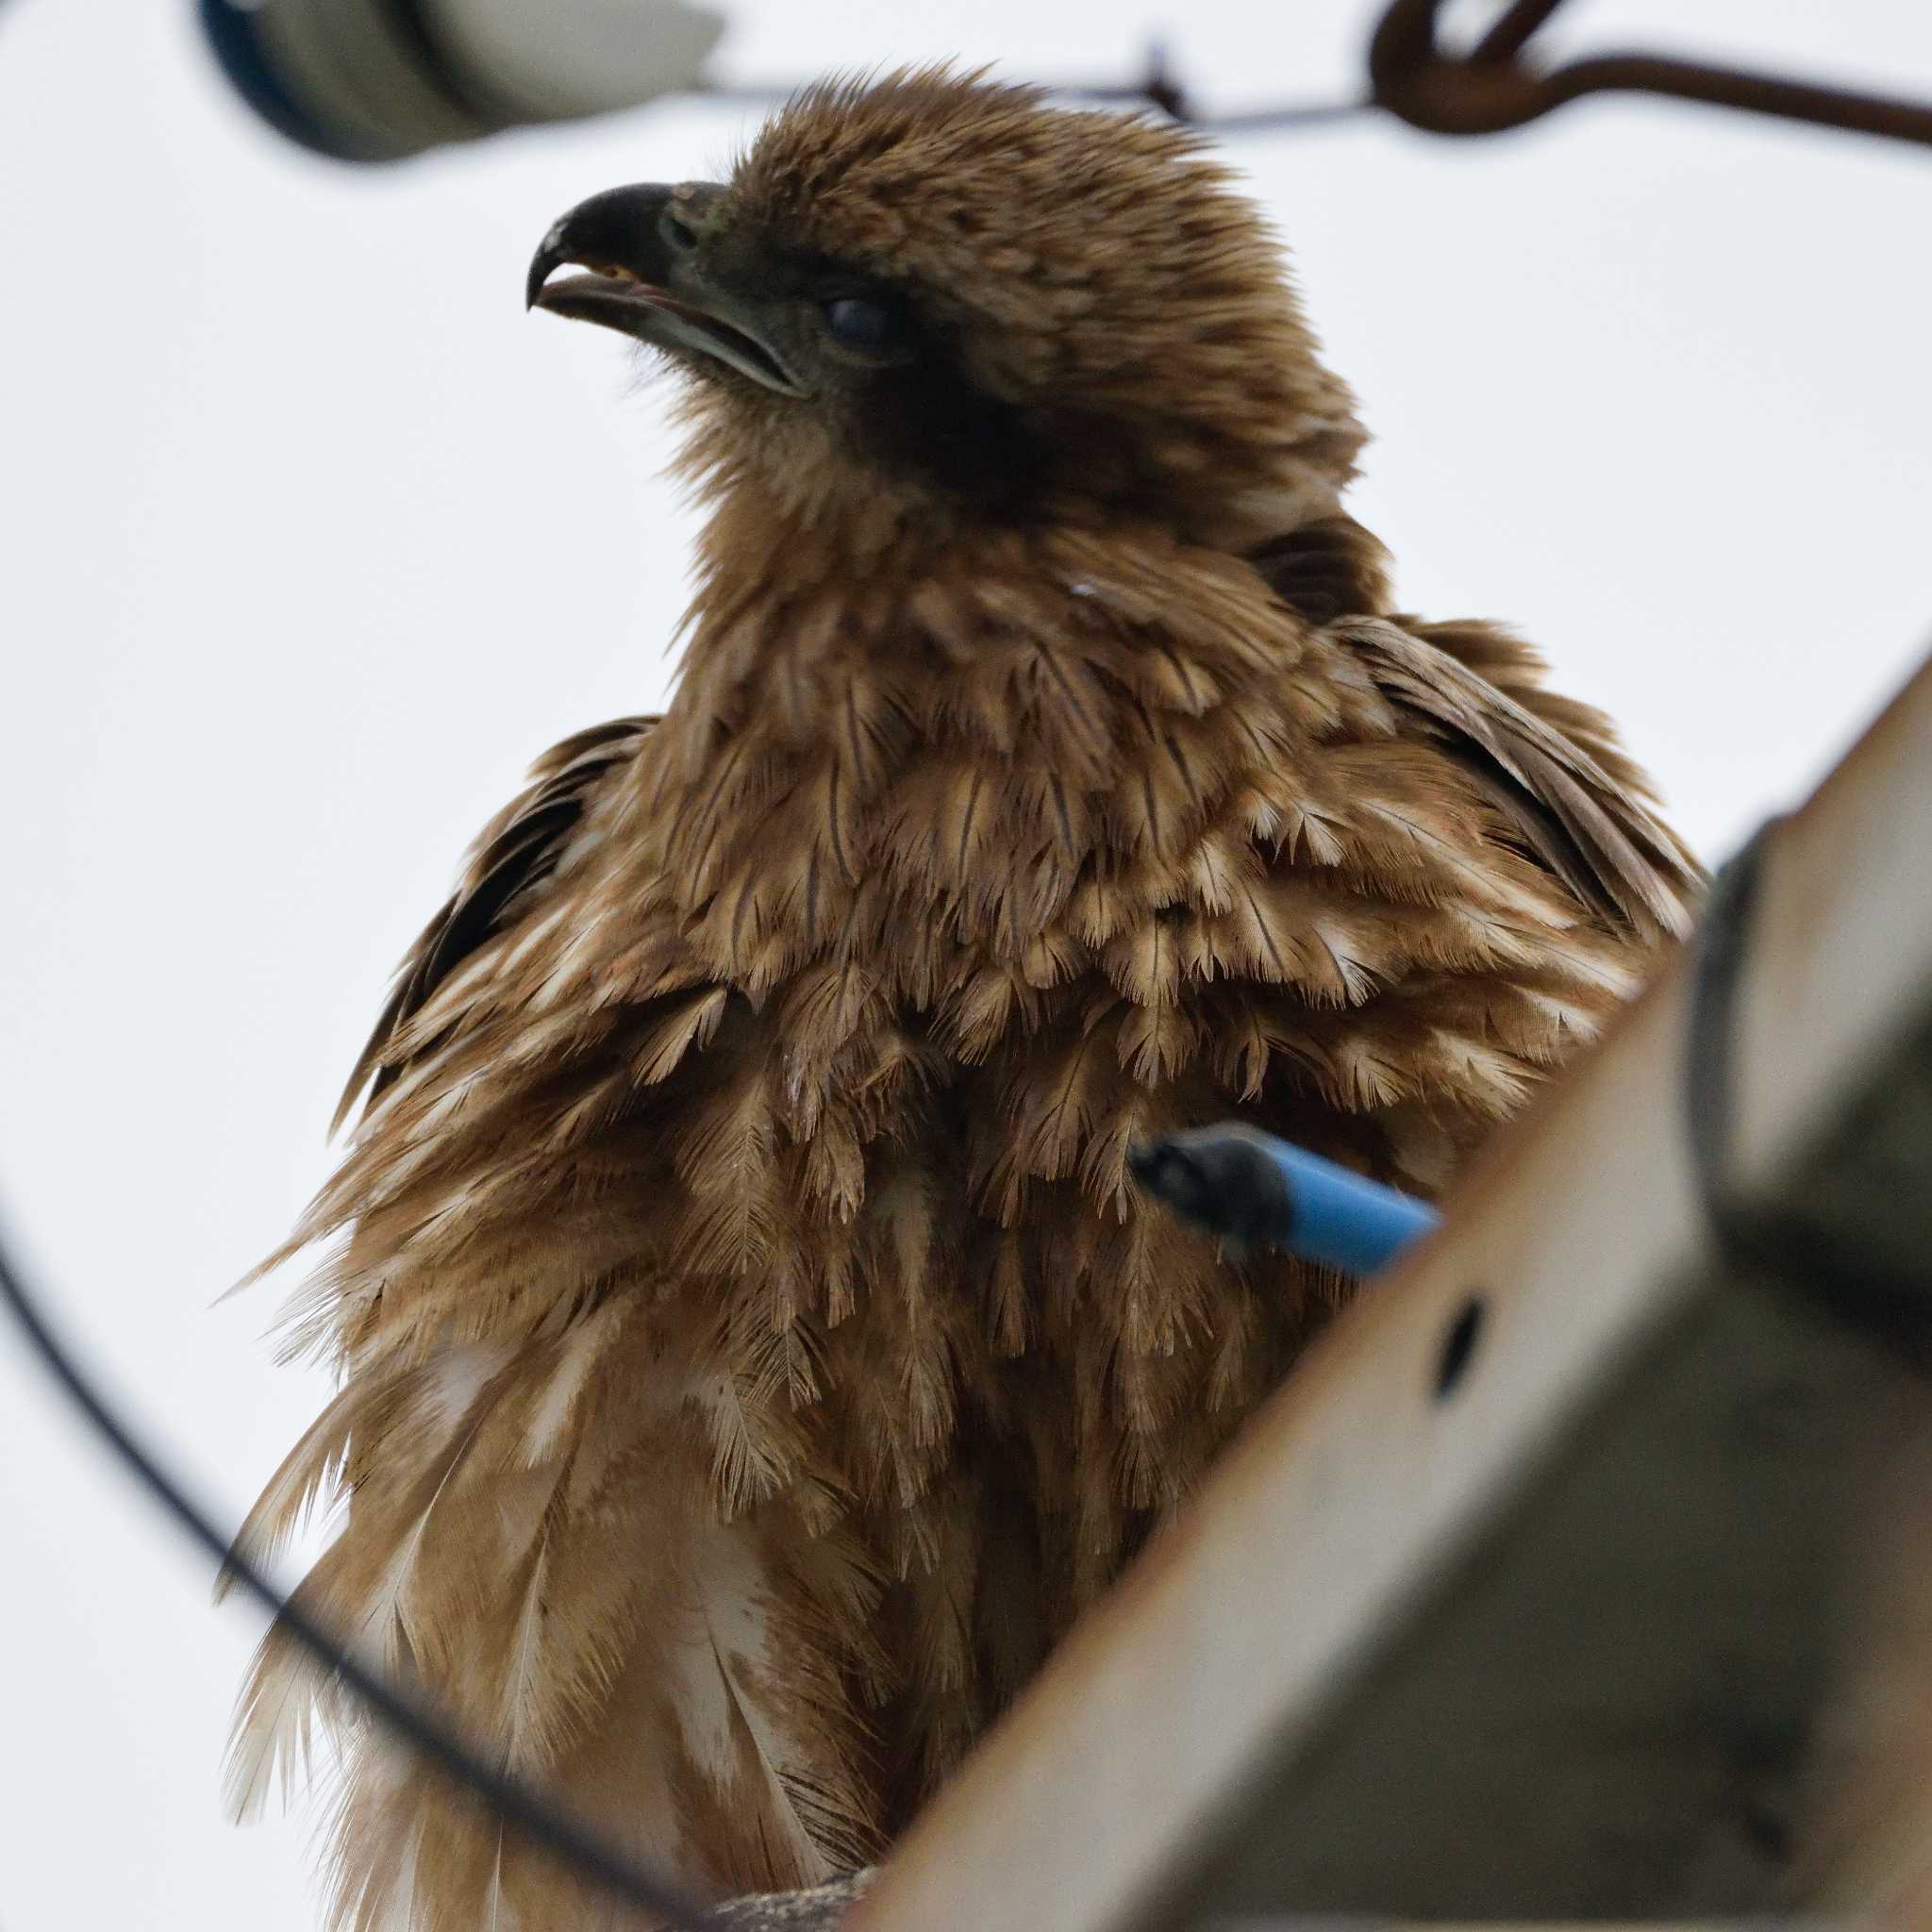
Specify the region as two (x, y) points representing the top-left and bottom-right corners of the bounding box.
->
(1249, 522), (1702, 940)
(333, 717), (657, 1131)
(1334, 615), (1702, 940)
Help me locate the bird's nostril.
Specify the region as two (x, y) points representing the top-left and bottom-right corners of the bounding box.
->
(664, 211), (699, 252)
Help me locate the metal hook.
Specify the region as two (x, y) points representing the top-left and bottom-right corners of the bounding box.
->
(1370, 0), (1932, 148)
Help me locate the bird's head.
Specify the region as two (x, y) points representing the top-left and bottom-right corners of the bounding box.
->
(528, 69), (1363, 545)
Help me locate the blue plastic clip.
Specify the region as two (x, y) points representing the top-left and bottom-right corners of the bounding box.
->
(1128, 1124), (1440, 1275)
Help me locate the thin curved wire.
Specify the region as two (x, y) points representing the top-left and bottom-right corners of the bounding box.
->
(692, 79), (1376, 135)
(0, 1218), (711, 1931)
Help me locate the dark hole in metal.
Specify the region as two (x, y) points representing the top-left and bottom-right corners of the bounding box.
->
(1434, 1296), (1485, 1399)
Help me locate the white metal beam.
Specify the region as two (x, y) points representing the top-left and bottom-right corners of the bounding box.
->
(850, 655), (1932, 1932)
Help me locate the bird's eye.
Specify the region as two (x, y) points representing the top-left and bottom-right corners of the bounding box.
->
(822, 295), (905, 355)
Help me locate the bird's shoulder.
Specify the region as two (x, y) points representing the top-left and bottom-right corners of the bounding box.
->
(1251, 516), (1704, 942)
(334, 715), (658, 1131)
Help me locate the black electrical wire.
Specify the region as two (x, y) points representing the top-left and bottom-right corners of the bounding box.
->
(0, 1222), (712, 1931)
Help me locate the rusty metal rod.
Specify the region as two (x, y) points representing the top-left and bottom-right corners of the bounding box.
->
(1371, 0), (1932, 147)
(1471, 0), (1573, 68)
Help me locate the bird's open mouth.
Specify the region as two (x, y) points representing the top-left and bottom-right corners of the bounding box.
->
(529, 262), (802, 397)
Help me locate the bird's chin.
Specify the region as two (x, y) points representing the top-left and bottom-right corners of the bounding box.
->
(531, 272), (803, 397)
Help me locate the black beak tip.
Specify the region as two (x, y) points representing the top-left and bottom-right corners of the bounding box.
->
(526, 225), (571, 311)
(527, 184), (691, 315)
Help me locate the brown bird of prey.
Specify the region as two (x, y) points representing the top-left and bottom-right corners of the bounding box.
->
(226, 67), (1700, 1932)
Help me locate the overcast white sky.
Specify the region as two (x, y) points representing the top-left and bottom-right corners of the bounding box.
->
(1, 2), (1928, 1926)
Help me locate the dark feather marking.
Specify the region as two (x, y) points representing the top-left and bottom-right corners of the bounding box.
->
(956, 769), (986, 882)
(825, 761), (856, 886)
(694, 733), (755, 830)
(1239, 885), (1287, 977)
(1161, 729), (1200, 809)
(1035, 1029), (1103, 1163)
(1246, 512), (1391, 624)
(841, 689), (870, 788)
(1139, 763), (1164, 858)
(1310, 924), (1363, 1004)
(731, 874), (759, 955)
(1153, 639), (1206, 712)
(1046, 774), (1074, 856)
(803, 842), (824, 940)
(1034, 644), (1105, 753)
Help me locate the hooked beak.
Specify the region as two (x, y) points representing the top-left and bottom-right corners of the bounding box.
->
(526, 182), (803, 396)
